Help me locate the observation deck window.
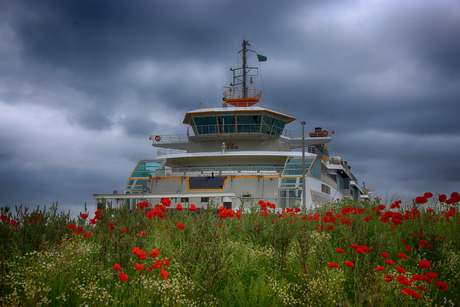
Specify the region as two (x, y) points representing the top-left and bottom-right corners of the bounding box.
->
(131, 161), (161, 178)
(193, 116), (218, 135)
(218, 115), (236, 133)
(236, 115), (261, 133)
(261, 116), (286, 136)
(283, 157), (314, 176)
(262, 116), (275, 134)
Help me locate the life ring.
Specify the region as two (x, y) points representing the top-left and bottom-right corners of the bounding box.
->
(322, 130), (328, 137)
(154, 135), (161, 142)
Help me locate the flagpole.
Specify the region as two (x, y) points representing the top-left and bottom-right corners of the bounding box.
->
(302, 121), (306, 209)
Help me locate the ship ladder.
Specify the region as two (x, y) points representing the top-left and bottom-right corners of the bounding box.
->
(154, 159), (168, 177)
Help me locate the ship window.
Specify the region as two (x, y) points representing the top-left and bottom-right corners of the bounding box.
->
(281, 178), (297, 187)
(261, 116), (274, 134)
(237, 115), (261, 133)
(180, 198), (189, 203)
(309, 158), (321, 179)
(218, 115), (236, 133)
(272, 119), (286, 137)
(322, 184), (331, 195)
(283, 157), (314, 175)
(201, 197), (209, 203)
(131, 161), (161, 178)
(193, 116), (218, 135)
(230, 165), (249, 172)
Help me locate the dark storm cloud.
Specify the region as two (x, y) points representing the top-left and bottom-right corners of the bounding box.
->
(1, 0), (460, 215)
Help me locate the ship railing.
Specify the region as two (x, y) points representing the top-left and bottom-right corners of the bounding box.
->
(282, 129), (301, 138)
(198, 101), (282, 113)
(164, 167), (283, 177)
(280, 145), (320, 153)
(223, 89), (262, 101)
(150, 134), (188, 143)
(157, 149), (187, 156)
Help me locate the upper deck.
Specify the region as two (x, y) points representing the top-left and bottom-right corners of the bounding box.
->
(182, 102), (296, 139)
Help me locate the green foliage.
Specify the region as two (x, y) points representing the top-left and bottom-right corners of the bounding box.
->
(1, 196), (459, 306)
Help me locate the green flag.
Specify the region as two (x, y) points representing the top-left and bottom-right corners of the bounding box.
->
(257, 54), (267, 62)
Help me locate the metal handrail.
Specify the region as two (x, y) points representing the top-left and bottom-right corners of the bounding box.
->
(198, 101), (282, 113)
(223, 89), (262, 100)
(150, 134), (188, 143)
(157, 149), (187, 156)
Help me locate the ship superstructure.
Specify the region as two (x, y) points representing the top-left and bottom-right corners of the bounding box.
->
(94, 40), (363, 210)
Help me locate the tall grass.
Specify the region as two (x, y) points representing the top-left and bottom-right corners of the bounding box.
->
(1, 193), (459, 306)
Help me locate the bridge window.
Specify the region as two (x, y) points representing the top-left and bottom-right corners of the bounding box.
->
(237, 115), (261, 133)
(218, 115), (236, 133)
(261, 116), (274, 134)
(193, 116), (218, 135)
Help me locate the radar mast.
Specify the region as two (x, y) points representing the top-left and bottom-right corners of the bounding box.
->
(223, 39), (262, 107)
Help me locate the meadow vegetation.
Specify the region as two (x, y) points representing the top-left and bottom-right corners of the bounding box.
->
(1, 192), (459, 306)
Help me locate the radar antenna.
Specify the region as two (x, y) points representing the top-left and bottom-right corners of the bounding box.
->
(224, 39), (262, 107)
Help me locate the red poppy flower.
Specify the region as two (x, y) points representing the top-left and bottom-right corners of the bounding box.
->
(424, 192), (433, 198)
(160, 269), (169, 280)
(121, 228), (127, 233)
(434, 281), (449, 291)
(418, 259), (431, 269)
(374, 267), (385, 271)
(135, 263), (144, 270)
(382, 253), (390, 258)
(114, 263), (122, 271)
(345, 261), (354, 268)
(162, 259), (170, 266)
(132, 248), (147, 260)
(405, 246), (412, 252)
(119, 272), (128, 282)
(80, 213), (88, 219)
(356, 247), (365, 254)
(161, 198), (171, 207)
(177, 222), (185, 230)
(385, 259), (395, 265)
(327, 225), (334, 231)
(417, 285), (427, 292)
(425, 272), (438, 278)
(438, 194), (447, 202)
(176, 204), (183, 211)
(152, 260), (163, 269)
(67, 224), (77, 230)
(150, 248), (160, 258)
(395, 266), (406, 274)
(397, 253), (407, 260)
(415, 196), (427, 204)
(335, 248), (345, 253)
(220, 209), (229, 219)
(227, 209), (235, 218)
(189, 204), (197, 212)
(328, 262), (339, 268)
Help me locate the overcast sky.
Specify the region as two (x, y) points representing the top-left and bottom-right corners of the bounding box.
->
(1, 0), (459, 217)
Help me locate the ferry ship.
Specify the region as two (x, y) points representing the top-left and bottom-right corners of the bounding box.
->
(94, 40), (364, 210)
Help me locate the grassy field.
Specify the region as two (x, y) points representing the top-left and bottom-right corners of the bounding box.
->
(1, 192), (459, 306)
